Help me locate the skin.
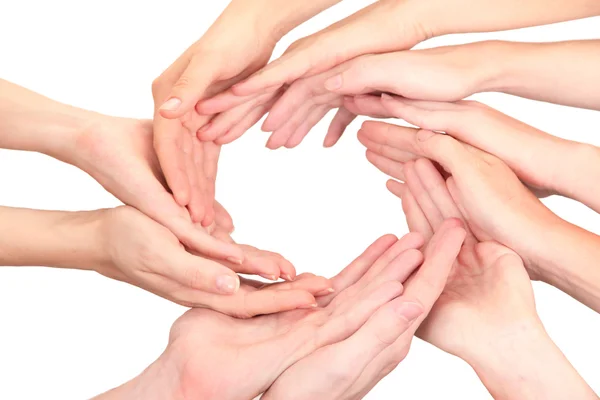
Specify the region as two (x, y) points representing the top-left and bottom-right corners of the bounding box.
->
(152, 0), (343, 223)
(357, 118), (600, 313)
(0, 79), (314, 299)
(95, 229), (467, 400)
(0, 205), (330, 314)
(395, 158), (597, 400)
(197, 0), (600, 123)
(231, 39), (600, 150)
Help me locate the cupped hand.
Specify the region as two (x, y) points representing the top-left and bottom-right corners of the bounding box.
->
(358, 119), (559, 275)
(151, 15), (279, 224)
(395, 158), (540, 360)
(144, 232), (442, 400)
(71, 116), (245, 263)
(264, 220), (466, 400)
(207, 43), (494, 150)
(96, 205), (319, 314)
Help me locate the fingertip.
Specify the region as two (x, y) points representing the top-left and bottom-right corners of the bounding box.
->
(158, 97), (183, 119)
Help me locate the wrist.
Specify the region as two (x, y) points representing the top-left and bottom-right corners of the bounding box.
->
(464, 322), (581, 400)
(475, 41), (523, 94)
(93, 350), (183, 400)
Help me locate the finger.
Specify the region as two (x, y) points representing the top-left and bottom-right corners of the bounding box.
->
(404, 161), (445, 231)
(326, 233), (424, 308)
(387, 180), (434, 240)
(358, 130), (418, 165)
(201, 141), (220, 226)
(344, 95), (390, 118)
(323, 53), (409, 96)
(266, 101), (315, 149)
(318, 234), (398, 307)
(402, 219), (466, 314)
(380, 95), (463, 133)
(214, 201), (234, 233)
(173, 218), (244, 263)
(262, 79), (314, 132)
(266, 275), (333, 295)
(209, 289), (317, 319)
(186, 137), (206, 224)
(153, 117), (191, 206)
(324, 107), (357, 147)
(215, 94), (279, 145)
(197, 100), (256, 142)
(284, 105), (331, 149)
(165, 250), (241, 295)
(414, 158), (465, 223)
(159, 55), (218, 119)
(365, 150), (406, 181)
(196, 90), (262, 115)
(359, 121), (422, 157)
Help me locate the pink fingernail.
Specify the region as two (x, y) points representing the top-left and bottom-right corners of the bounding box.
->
(226, 257), (243, 265)
(216, 275), (239, 294)
(315, 288), (335, 296)
(324, 74), (343, 90)
(260, 274), (278, 281)
(282, 274), (294, 281)
(381, 93), (393, 101)
(299, 303), (318, 309)
(160, 97), (182, 112)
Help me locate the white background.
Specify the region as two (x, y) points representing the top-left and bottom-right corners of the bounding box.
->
(1, 1), (599, 399)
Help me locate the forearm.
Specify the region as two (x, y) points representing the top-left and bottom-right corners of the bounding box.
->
(527, 216), (600, 313)
(420, 0), (600, 37)
(216, 0), (343, 42)
(0, 79), (99, 161)
(0, 206), (107, 270)
(464, 322), (597, 400)
(481, 40), (600, 111)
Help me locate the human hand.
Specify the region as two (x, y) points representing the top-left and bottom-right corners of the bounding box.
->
(358, 118), (560, 276)
(70, 117), (245, 263)
(203, 42), (497, 149)
(395, 158), (539, 356)
(264, 220), (466, 400)
(95, 205), (319, 313)
(98, 231), (465, 400)
(394, 159), (598, 400)
(151, 5), (280, 224)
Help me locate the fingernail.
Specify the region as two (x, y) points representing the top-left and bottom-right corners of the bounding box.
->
(381, 93), (393, 101)
(395, 302), (423, 323)
(216, 275), (239, 294)
(299, 303), (318, 309)
(160, 97), (182, 112)
(324, 74), (343, 90)
(282, 274), (294, 281)
(226, 257), (243, 265)
(315, 288), (335, 296)
(417, 130), (436, 142)
(260, 274), (278, 281)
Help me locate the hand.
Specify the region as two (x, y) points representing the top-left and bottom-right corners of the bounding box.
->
(396, 159), (598, 400)
(358, 119), (560, 276)
(264, 220), (466, 400)
(69, 116), (246, 264)
(373, 96), (599, 202)
(151, 7), (279, 224)
(201, 43), (493, 149)
(396, 158), (538, 356)
(98, 231), (466, 400)
(96, 205), (319, 313)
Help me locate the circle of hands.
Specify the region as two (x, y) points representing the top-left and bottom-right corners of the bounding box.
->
(77, 5), (598, 400)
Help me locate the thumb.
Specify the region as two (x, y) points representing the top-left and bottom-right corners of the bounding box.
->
(414, 130), (475, 174)
(324, 55), (402, 95)
(159, 55), (217, 119)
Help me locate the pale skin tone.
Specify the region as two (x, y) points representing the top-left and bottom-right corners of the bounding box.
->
(0, 79), (332, 309)
(263, 159), (598, 399)
(95, 227), (467, 400)
(152, 0), (344, 224)
(218, 39), (600, 149)
(0, 205), (332, 315)
(194, 0), (600, 142)
(357, 117), (600, 313)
